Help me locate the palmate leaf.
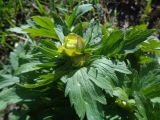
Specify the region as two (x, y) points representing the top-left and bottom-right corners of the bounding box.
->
(101, 25), (154, 57)
(91, 57), (131, 86)
(9, 42), (30, 71)
(0, 74), (19, 89)
(134, 92), (160, 120)
(116, 61), (160, 119)
(124, 26), (155, 50)
(24, 28), (58, 39)
(129, 62), (160, 98)
(140, 68), (160, 98)
(23, 16), (59, 40)
(0, 88), (21, 110)
(32, 16), (54, 29)
(61, 67), (105, 120)
(9, 41), (37, 77)
(88, 67), (114, 95)
(61, 57), (131, 120)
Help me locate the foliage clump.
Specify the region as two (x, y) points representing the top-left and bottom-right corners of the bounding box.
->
(0, 1), (160, 120)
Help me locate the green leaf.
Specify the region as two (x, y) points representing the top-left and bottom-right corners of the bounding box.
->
(138, 56), (154, 64)
(140, 39), (160, 56)
(140, 39), (160, 52)
(122, 61), (160, 99)
(101, 30), (124, 56)
(0, 88), (21, 110)
(151, 97), (160, 104)
(101, 25), (154, 56)
(134, 93), (148, 120)
(9, 42), (27, 71)
(24, 28), (58, 39)
(88, 67), (114, 94)
(23, 16), (59, 40)
(32, 16), (54, 30)
(35, 0), (45, 14)
(62, 67), (105, 120)
(113, 61), (132, 74)
(142, 84), (160, 98)
(124, 27), (155, 50)
(91, 57), (131, 85)
(35, 62), (56, 68)
(54, 25), (64, 43)
(72, 22), (88, 36)
(84, 21), (102, 48)
(134, 92), (160, 120)
(139, 67), (160, 98)
(15, 62), (41, 75)
(75, 4), (93, 20)
(37, 46), (60, 59)
(8, 25), (29, 34)
(39, 73), (54, 79)
(66, 4), (93, 28)
(62, 57), (130, 120)
(52, 12), (64, 26)
(40, 40), (57, 50)
(0, 74), (19, 89)
(113, 87), (128, 101)
(18, 78), (54, 89)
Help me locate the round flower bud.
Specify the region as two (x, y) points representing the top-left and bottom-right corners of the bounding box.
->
(58, 33), (85, 57)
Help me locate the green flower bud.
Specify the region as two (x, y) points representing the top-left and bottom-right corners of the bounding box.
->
(58, 33), (85, 57)
(115, 98), (135, 112)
